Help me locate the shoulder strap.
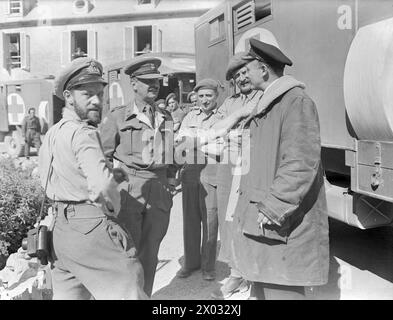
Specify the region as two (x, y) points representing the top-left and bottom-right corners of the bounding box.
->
(37, 154), (53, 224)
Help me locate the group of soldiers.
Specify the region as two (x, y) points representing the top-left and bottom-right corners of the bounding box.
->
(37, 35), (330, 300)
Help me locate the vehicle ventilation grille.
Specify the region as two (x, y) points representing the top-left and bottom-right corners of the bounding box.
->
(234, 1), (255, 32)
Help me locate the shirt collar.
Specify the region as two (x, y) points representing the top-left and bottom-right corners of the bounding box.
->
(63, 107), (82, 122)
(195, 105), (218, 116)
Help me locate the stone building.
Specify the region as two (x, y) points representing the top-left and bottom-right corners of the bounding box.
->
(0, 0), (220, 80)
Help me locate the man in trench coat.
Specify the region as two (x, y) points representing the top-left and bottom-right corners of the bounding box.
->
(225, 38), (329, 299)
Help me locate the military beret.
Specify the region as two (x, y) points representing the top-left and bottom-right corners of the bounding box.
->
(194, 78), (220, 92)
(187, 91), (196, 102)
(155, 99), (165, 106)
(54, 57), (107, 100)
(124, 57), (163, 79)
(165, 92), (177, 105)
(226, 51), (248, 80)
(243, 38), (292, 67)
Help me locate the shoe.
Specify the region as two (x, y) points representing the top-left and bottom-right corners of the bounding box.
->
(176, 267), (198, 278)
(211, 277), (250, 299)
(202, 270), (216, 281)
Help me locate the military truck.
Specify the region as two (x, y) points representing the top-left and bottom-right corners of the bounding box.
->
(195, 0), (393, 229)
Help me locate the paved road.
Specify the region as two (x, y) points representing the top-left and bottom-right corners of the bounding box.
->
(152, 192), (393, 300)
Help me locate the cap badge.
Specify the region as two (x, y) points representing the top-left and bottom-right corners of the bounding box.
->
(87, 61), (101, 75)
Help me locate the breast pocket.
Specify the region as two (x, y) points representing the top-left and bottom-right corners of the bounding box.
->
(120, 119), (144, 155)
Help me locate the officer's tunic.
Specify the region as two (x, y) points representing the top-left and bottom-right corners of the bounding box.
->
(22, 114), (41, 157)
(213, 90), (263, 262)
(100, 100), (176, 297)
(39, 108), (146, 300)
(176, 106), (219, 273)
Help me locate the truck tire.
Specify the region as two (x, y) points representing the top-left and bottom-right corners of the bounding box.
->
(4, 131), (24, 157)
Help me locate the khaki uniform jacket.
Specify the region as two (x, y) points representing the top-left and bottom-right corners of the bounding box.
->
(100, 100), (177, 178)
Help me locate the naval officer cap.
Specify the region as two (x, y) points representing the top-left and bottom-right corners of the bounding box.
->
(124, 57), (163, 79)
(194, 78), (220, 92)
(54, 57), (107, 100)
(242, 38), (293, 67)
(225, 51), (248, 81)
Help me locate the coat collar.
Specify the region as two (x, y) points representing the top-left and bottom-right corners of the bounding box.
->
(256, 75), (305, 115)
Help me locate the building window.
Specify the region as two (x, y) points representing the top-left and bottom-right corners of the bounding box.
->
(135, 26), (152, 56)
(8, 0), (23, 15)
(3, 32), (30, 70)
(71, 30), (88, 60)
(209, 14), (225, 42)
(8, 33), (21, 69)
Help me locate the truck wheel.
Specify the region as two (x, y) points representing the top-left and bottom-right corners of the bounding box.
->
(4, 131), (24, 157)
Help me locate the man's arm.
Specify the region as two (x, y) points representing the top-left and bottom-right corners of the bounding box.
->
(254, 96), (321, 227)
(99, 113), (119, 168)
(73, 127), (121, 216)
(36, 117), (41, 134)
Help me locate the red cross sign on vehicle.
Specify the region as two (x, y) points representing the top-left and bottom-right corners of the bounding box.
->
(7, 93), (26, 125)
(109, 82), (124, 110)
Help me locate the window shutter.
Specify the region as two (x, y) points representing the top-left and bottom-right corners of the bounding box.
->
(2, 33), (11, 70)
(88, 30), (97, 59)
(123, 26), (134, 60)
(152, 25), (162, 53)
(61, 30), (71, 66)
(20, 32), (30, 71)
(5, 1), (10, 14)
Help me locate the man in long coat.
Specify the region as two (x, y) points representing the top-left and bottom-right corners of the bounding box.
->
(226, 38), (329, 299)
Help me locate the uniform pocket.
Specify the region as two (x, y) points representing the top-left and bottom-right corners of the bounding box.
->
(119, 119), (145, 155)
(68, 218), (104, 235)
(242, 202), (288, 244)
(106, 219), (138, 258)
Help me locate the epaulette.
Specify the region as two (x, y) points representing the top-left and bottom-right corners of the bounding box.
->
(110, 104), (126, 113)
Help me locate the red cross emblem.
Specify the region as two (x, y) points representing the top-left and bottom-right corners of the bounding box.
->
(109, 82), (124, 109)
(7, 93), (26, 125)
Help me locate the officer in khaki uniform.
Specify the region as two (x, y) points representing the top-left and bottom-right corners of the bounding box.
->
(22, 107), (41, 158)
(175, 78), (220, 281)
(100, 57), (177, 297)
(38, 57), (147, 300)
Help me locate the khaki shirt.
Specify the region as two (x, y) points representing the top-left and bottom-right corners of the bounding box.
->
(39, 108), (120, 214)
(177, 106), (219, 185)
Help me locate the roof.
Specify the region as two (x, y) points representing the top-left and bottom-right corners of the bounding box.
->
(106, 52), (195, 75)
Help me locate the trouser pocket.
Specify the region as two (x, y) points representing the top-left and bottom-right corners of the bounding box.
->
(106, 219), (138, 258)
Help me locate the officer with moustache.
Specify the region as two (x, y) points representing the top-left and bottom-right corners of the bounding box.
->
(100, 57), (177, 297)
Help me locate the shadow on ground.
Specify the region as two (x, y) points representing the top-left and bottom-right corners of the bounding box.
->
(152, 256), (231, 300)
